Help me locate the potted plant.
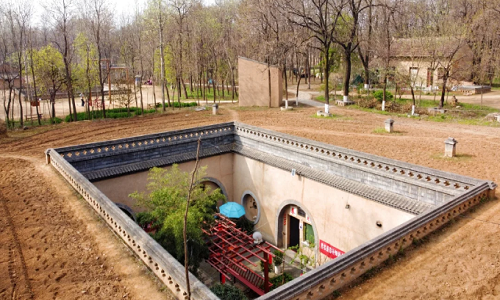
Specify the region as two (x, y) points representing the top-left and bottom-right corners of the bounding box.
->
(273, 250), (284, 275)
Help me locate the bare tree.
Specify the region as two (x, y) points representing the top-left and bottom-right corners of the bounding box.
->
(45, 0), (78, 122)
(282, 0), (342, 113)
(0, 11), (18, 128)
(331, 0), (372, 103)
(85, 0), (112, 118)
(158, 0), (166, 110)
(357, 0), (374, 90)
(4, 0), (32, 127)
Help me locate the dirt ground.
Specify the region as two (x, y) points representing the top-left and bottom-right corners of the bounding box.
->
(1, 101), (500, 300)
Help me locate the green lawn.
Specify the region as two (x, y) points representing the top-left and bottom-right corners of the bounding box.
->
(393, 97), (498, 113)
(333, 94), (500, 127)
(314, 94), (344, 103)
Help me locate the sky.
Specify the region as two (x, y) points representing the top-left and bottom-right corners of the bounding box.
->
(31, 0), (216, 27)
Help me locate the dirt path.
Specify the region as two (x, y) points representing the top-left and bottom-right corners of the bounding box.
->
(1, 105), (499, 299)
(0, 154), (175, 300)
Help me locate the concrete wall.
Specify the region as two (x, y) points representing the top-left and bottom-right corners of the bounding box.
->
(231, 155), (415, 262)
(93, 154), (235, 212)
(238, 57), (283, 107)
(95, 152), (415, 266)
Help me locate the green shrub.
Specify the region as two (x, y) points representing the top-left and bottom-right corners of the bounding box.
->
(210, 284), (247, 300)
(51, 117), (63, 124)
(135, 108), (156, 115)
(273, 250), (284, 266)
(372, 90), (393, 102)
(64, 107), (157, 122)
(107, 112), (132, 119)
(235, 217), (254, 235)
(269, 272), (293, 290)
(135, 212), (157, 227)
(171, 101), (198, 108)
(157, 101), (197, 108)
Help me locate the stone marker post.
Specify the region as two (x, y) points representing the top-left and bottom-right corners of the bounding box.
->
(213, 103), (218, 115)
(444, 137), (457, 157)
(385, 119), (394, 133)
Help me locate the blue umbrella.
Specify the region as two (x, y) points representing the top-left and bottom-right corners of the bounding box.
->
(219, 202), (246, 219)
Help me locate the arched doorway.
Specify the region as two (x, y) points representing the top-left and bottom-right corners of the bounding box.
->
(275, 201), (318, 265)
(241, 191), (260, 224)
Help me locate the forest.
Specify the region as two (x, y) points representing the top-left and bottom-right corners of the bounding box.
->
(1, 0), (499, 128)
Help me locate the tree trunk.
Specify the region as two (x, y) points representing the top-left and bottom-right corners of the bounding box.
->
(231, 67), (235, 103)
(18, 57), (24, 128)
(182, 79), (189, 99)
(204, 70), (207, 104)
(177, 77), (181, 106)
(439, 75), (448, 109)
(267, 61), (272, 108)
(324, 53), (330, 105)
(307, 48), (311, 90)
(29, 47), (41, 125)
(410, 86), (416, 107)
(159, 1), (166, 112)
(184, 139), (201, 300)
(190, 74), (193, 94)
(221, 79), (224, 99)
(51, 99), (56, 122)
(97, 54), (106, 118)
(342, 50), (352, 101)
(152, 52), (157, 109)
(296, 74), (302, 98)
(383, 75), (388, 102)
(198, 72), (201, 105)
(364, 65), (370, 88)
(212, 71), (216, 103)
(284, 61), (288, 101)
(165, 80), (171, 107)
(67, 93), (72, 121)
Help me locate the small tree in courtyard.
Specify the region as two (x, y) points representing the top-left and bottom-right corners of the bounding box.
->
(130, 164), (225, 275)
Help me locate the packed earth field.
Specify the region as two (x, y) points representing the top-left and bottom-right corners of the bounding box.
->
(1, 102), (499, 300)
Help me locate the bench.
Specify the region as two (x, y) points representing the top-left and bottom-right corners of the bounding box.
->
(25, 114), (43, 121)
(147, 104), (156, 109)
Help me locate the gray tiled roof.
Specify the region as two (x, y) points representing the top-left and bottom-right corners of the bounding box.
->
(236, 145), (434, 215)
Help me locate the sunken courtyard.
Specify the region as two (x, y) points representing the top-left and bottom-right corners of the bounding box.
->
(45, 121), (497, 300)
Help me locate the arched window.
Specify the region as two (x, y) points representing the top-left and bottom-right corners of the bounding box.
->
(241, 191), (260, 224)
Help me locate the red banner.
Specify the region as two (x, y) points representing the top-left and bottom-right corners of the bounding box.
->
(320, 240), (345, 259)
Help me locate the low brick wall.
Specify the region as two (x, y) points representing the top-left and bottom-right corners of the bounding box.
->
(46, 149), (218, 300)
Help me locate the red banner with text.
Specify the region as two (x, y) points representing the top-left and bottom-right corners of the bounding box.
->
(320, 240), (345, 259)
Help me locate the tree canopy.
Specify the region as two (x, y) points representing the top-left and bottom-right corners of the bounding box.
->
(130, 165), (226, 274)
